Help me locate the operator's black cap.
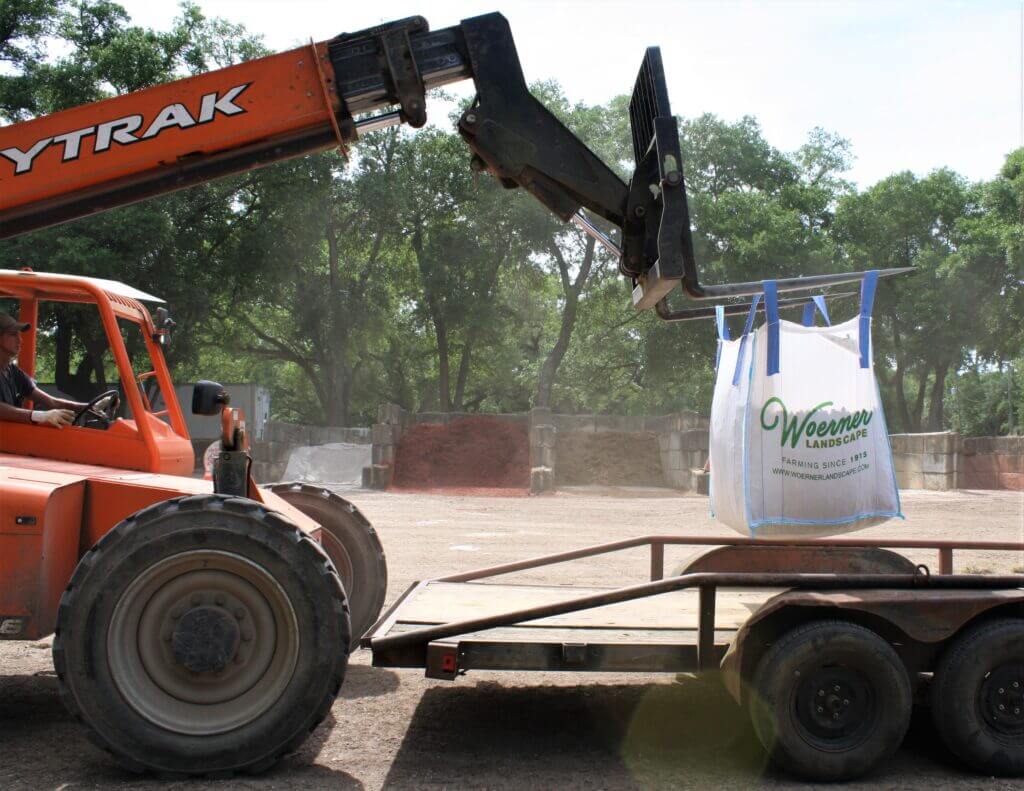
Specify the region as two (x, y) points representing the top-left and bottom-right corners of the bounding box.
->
(0, 314), (30, 333)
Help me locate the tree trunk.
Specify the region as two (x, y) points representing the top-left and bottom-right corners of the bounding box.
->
(434, 318), (452, 412)
(909, 364), (930, 433)
(888, 319), (912, 433)
(453, 335), (474, 412)
(926, 363), (948, 432)
(536, 236), (595, 408)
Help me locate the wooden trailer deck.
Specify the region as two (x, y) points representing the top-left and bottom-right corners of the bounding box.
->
(365, 535), (1024, 678)
(369, 579), (783, 675)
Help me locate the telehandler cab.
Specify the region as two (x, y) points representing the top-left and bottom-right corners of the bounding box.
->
(0, 8), (917, 780)
(0, 268), (386, 774)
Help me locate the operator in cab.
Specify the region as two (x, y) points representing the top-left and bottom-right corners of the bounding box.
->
(0, 313), (106, 428)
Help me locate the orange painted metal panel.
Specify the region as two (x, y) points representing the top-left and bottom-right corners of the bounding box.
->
(0, 43), (337, 215)
(0, 419), (193, 475)
(0, 472), (85, 639)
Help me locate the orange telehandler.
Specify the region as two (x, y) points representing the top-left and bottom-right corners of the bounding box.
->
(0, 11), (907, 778)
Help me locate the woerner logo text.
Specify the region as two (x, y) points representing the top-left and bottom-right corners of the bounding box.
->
(760, 397), (872, 449)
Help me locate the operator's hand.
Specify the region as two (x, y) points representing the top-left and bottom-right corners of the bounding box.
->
(94, 394), (115, 412)
(34, 409), (74, 428)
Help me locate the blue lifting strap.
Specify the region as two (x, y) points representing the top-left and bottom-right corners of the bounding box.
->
(763, 280), (780, 376)
(731, 294), (762, 387)
(801, 295), (831, 327)
(859, 270), (879, 369)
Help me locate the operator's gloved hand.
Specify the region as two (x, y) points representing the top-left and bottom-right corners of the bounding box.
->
(94, 394), (115, 412)
(31, 408), (74, 428)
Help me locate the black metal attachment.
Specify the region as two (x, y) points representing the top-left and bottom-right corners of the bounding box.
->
(455, 14), (628, 226)
(621, 47), (914, 315)
(330, 17), (430, 134)
(213, 449), (250, 497)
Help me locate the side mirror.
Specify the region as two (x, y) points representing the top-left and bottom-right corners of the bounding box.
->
(192, 380), (230, 416)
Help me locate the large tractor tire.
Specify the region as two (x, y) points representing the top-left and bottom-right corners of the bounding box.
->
(53, 495), (350, 777)
(268, 482), (387, 650)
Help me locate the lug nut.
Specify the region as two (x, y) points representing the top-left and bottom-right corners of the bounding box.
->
(843, 699), (850, 706)
(1000, 688), (1005, 694)
(1000, 704), (1006, 711)
(833, 713), (839, 720)
(1015, 682), (1020, 689)
(834, 685), (840, 692)
(214, 594), (226, 606)
(817, 706), (823, 713)
(818, 690), (824, 697)
(464, 112), (477, 125)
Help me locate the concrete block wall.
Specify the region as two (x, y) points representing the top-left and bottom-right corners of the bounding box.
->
(529, 407), (556, 494)
(654, 413), (710, 491)
(365, 404), (712, 494)
(962, 436), (1024, 491)
(549, 409), (709, 493)
(250, 420), (370, 484)
(889, 432), (961, 491)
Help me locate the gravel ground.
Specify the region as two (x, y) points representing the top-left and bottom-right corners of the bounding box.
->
(2, 487), (1023, 789)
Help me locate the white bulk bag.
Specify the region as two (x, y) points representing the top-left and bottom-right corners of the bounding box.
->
(709, 272), (902, 538)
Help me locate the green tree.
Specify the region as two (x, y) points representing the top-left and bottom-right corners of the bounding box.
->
(834, 170), (981, 432)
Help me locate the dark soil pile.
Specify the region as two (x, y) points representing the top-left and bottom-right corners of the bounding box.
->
(555, 431), (665, 486)
(392, 416), (530, 490)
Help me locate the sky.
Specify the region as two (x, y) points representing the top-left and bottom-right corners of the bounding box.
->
(111, 0), (1020, 188)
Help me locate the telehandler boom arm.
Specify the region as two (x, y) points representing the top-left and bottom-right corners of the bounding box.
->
(0, 14), (626, 240)
(0, 12), (904, 316)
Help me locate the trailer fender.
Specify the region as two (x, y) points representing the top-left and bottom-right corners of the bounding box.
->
(679, 544), (917, 576)
(720, 588), (1024, 706)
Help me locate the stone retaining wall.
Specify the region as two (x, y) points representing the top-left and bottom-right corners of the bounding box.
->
(889, 432), (961, 491)
(249, 414), (1018, 493)
(962, 436), (1024, 491)
(365, 404), (710, 494)
(250, 420), (370, 483)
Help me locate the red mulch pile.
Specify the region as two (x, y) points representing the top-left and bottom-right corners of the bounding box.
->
(391, 416), (530, 490)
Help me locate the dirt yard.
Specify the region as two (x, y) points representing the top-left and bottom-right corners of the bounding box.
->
(2, 488), (1023, 789)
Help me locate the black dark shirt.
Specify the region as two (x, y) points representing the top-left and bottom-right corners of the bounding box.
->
(0, 363), (35, 408)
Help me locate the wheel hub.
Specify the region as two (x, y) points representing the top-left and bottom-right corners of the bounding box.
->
(171, 605), (241, 673)
(794, 667), (874, 749)
(108, 550), (299, 736)
(980, 663), (1024, 735)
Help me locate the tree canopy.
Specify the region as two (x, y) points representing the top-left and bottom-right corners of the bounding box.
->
(1, 1), (1021, 434)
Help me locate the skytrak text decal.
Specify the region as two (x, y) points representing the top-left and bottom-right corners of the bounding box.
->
(0, 83), (251, 176)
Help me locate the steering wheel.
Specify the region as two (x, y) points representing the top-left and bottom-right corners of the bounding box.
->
(73, 389), (121, 428)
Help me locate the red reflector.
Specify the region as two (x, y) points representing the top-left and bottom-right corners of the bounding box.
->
(441, 654), (457, 672)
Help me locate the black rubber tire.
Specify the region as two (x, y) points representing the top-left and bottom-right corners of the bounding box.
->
(268, 482), (387, 650)
(932, 618), (1024, 776)
(53, 495), (350, 777)
(748, 619), (911, 782)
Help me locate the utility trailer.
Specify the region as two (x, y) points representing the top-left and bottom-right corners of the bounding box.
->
(365, 535), (1024, 782)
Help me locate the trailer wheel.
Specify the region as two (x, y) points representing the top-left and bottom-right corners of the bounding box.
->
(932, 618), (1024, 776)
(748, 620), (911, 781)
(53, 495), (350, 777)
(268, 482), (387, 649)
